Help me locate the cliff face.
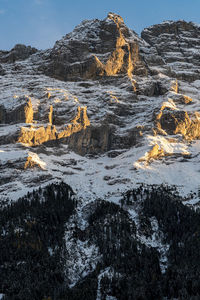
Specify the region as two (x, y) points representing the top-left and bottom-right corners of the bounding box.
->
(0, 96), (33, 124)
(17, 106), (90, 146)
(156, 109), (200, 139)
(141, 20), (200, 81)
(44, 13), (147, 81)
(0, 44), (38, 63)
(0, 12), (200, 203)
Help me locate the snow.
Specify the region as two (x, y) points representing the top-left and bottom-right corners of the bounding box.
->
(55, 18), (102, 47)
(36, 132), (198, 204)
(27, 152), (46, 170)
(148, 135), (189, 155)
(1, 130), (200, 205)
(66, 239), (100, 288)
(138, 217), (169, 273)
(191, 80), (200, 89)
(129, 205), (169, 273)
(162, 98), (178, 110)
(96, 267), (120, 300)
(0, 17), (200, 208)
(65, 214), (101, 287)
(0, 148), (27, 164)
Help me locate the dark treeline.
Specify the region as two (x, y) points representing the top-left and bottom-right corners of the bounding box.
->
(87, 200), (162, 300)
(0, 182), (75, 300)
(0, 183), (200, 300)
(142, 187), (200, 300)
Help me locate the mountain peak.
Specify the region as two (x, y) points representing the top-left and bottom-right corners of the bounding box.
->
(107, 12), (125, 24)
(43, 12), (145, 81)
(1, 13), (200, 201)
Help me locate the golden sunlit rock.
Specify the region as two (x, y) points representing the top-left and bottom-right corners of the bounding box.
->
(24, 98), (34, 123)
(138, 144), (165, 164)
(48, 105), (53, 125)
(104, 33), (126, 76)
(147, 144), (165, 161)
(171, 79), (179, 93)
(90, 13), (144, 80)
(18, 124), (57, 146)
(24, 155), (35, 169)
(183, 95), (192, 104)
(57, 106), (90, 139)
(156, 105), (200, 140)
(24, 152), (46, 170)
(17, 106), (90, 146)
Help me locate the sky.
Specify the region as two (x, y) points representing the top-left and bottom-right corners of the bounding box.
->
(0, 0), (200, 50)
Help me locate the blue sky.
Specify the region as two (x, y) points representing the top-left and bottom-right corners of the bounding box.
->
(0, 0), (200, 50)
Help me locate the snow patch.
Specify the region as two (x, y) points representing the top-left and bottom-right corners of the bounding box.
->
(65, 215), (101, 287)
(27, 152), (46, 170)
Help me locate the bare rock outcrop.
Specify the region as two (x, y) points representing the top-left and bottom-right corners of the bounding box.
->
(24, 152), (46, 170)
(1, 13), (200, 159)
(0, 96), (33, 124)
(67, 124), (143, 156)
(68, 125), (112, 156)
(157, 110), (190, 135)
(0, 44), (38, 63)
(17, 106), (90, 146)
(141, 20), (200, 81)
(156, 109), (200, 140)
(167, 93), (192, 105)
(44, 13), (148, 81)
(0, 65), (5, 76)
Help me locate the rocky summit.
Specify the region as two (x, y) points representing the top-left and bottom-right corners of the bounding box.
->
(1, 13), (200, 300)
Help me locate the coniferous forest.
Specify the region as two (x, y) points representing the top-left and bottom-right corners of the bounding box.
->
(0, 183), (200, 300)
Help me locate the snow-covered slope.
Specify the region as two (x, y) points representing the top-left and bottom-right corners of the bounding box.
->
(1, 12), (200, 300)
(0, 15), (200, 206)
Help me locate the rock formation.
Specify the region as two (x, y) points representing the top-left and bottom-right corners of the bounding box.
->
(17, 124), (57, 146)
(156, 105), (200, 140)
(24, 152), (46, 170)
(142, 144), (165, 163)
(0, 64), (5, 76)
(0, 96), (33, 124)
(0, 12), (200, 201)
(141, 20), (200, 81)
(0, 44), (38, 63)
(17, 106), (90, 146)
(44, 13), (147, 81)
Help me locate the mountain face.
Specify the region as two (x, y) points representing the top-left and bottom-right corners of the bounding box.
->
(0, 12), (200, 300)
